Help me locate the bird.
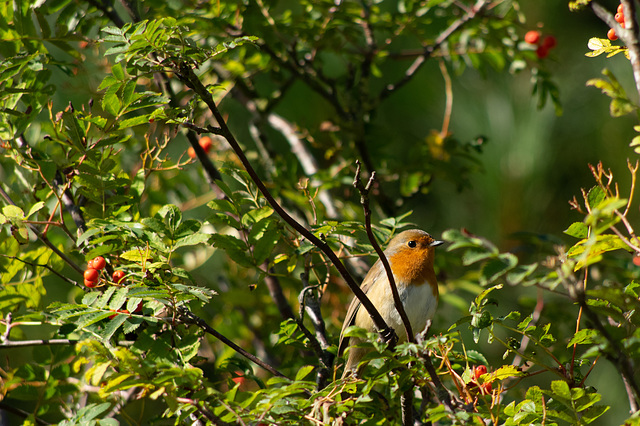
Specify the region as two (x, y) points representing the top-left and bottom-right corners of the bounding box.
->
(338, 229), (443, 377)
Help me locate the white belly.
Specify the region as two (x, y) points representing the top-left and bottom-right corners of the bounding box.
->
(382, 281), (438, 341)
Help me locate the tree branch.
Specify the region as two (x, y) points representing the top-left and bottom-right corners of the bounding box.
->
(378, 0), (490, 101)
(175, 62), (396, 348)
(0, 184), (84, 276)
(591, 1), (640, 101)
(353, 161), (413, 344)
(177, 307), (291, 381)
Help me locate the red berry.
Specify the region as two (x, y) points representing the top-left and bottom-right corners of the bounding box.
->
(149, 118), (155, 123)
(608, 28), (618, 41)
(542, 35), (557, 49)
(482, 382), (493, 394)
(134, 301), (144, 313)
(199, 136), (213, 153)
(187, 147), (196, 159)
(84, 279), (98, 288)
(91, 256), (106, 270)
(615, 12), (625, 24)
(112, 270), (126, 284)
(475, 365), (488, 378)
(633, 256), (640, 266)
(618, 3), (624, 14)
(536, 45), (549, 59)
(524, 30), (541, 45)
(84, 268), (99, 282)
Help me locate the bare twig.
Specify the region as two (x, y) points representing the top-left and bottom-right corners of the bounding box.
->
(0, 254), (84, 288)
(175, 62), (396, 347)
(0, 402), (51, 425)
(175, 397), (235, 426)
(0, 184), (84, 275)
(299, 272), (334, 389)
(177, 307), (292, 381)
(353, 161), (413, 344)
(379, 0), (490, 101)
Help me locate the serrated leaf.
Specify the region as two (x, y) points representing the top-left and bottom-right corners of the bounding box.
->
(486, 365), (524, 381)
(108, 287), (128, 310)
(100, 313), (128, 341)
(567, 328), (600, 347)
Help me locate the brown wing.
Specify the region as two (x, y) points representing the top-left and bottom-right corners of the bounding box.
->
(337, 259), (383, 356)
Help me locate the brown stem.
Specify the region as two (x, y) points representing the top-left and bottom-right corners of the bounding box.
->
(0, 185), (84, 276)
(353, 161), (413, 344)
(175, 62), (395, 346)
(177, 307), (291, 380)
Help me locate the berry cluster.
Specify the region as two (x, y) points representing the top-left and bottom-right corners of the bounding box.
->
(83, 256), (127, 288)
(187, 136), (214, 159)
(608, 3), (626, 41)
(524, 30), (557, 59)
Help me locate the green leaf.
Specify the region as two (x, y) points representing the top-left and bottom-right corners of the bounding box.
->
(111, 62), (125, 81)
(486, 365), (524, 381)
(564, 222), (588, 239)
(173, 232), (210, 249)
(26, 201), (45, 218)
(210, 233), (252, 267)
(2, 205), (25, 221)
(567, 328), (600, 347)
(549, 380), (572, 402)
(295, 365), (315, 381)
(567, 234), (631, 270)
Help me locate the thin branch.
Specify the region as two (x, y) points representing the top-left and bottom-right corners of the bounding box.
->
(85, 0), (125, 28)
(0, 339), (78, 348)
(177, 307), (291, 380)
(0, 184), (84, 275)
(379, 0), (490, 101)
(0, 254), (84, 289)
(54, 170), (86, 236)
(175, 62), (396, 347)
(416, 323), (457, 411)
(573, 285), (640, 406)
(299, 271), (334, 389)
(0, 402), (51, 425)
(353, 161), (412, 344)
(175, 397), (235, 426)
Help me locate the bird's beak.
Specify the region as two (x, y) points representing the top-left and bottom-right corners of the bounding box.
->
(431, 240), (445, 247)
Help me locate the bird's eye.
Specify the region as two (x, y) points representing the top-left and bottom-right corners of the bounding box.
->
(407, 240), (417, 248)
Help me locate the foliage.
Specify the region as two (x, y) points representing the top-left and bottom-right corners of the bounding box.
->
(1, 0), (640, 425)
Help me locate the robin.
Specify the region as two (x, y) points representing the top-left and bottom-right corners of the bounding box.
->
(338, 229), (443, 377)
